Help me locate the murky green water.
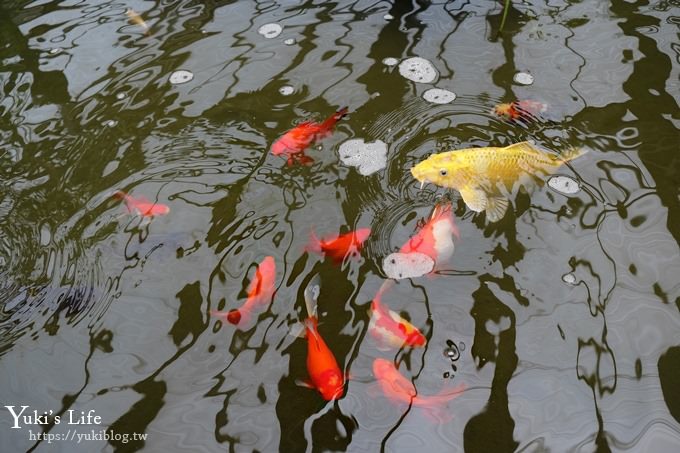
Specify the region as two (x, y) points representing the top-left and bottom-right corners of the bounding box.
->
(1, 0), (680, 452)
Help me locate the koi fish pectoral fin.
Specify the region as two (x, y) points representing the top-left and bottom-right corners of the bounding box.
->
(459, 186), (488, 213)
(486, 196), (509, 222)
(295, 379), (316, 389)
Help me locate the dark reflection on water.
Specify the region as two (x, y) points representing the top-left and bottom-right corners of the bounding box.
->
(1, 0), (679, 452)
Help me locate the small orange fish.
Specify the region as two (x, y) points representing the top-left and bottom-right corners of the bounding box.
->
(307, 228), (370, 264)
(271, 107), (348, 166)
(211, 256), (276, 327)
(373, 358), (465, 417)
(493, 100), (547, 121)
(297, 275), (346, 400)
(369, 287), (426, 349)
(399, 203), (458, 267)
(113, 191), (169, 217)
(125, 9), (150, 35)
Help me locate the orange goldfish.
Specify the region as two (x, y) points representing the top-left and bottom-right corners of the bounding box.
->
(369, 284), (426, 349)
(297, 275), (345, 400)
(373, 358), (465, 415)
(399, 202), (457, 267)
(411, 142), (586, 222)
(493, 100), (547, 121)
(271, 107), (348, 165)
(211, 256), (276, 327)
(125, 9), (150, 35)
(113, 191), (169, 217)
(307, 228), (371, 264)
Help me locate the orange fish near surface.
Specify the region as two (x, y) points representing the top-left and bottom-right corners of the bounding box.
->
(369, 284), (426, 349)
(271, 107), (348, 166)
(297, 275), (346, 400)
(307, 228), (370, 264)
(113, 191), (169, 217)
(399, 202), (458, 267)
(212, 256), (276, 327)
(373, 358), (465, 418)
(493, 100), (547, 121)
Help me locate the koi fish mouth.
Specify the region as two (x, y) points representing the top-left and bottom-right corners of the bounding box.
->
(410, 166), (428, 189)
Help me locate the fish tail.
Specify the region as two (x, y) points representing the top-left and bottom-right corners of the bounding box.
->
(305, 228), (323, 254)
(320, 106), (348, 132)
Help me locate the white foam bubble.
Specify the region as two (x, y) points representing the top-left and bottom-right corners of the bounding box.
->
(169, 70), (194, 85)
(48, 48), (62, 55)
(382, 57), (399, 67)
(398, 57), (438, 84)
(338, 139), (388, 176)
(562, 273), (577, 285)
(384, 14), (394, 20)
(423, 88), (456, 104)
(279, 85), (294, 96)
(102, 119), (117, 127)
(548, 175), (581, 195)
(284, 38), (296, 45)
(383, 252), (434, 280)
(116, 93), (126, 100)
(514, 72), (534, 85)
(258, 23), (282, 39)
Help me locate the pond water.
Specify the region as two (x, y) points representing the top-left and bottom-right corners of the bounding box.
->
(1, 1), (679, 452)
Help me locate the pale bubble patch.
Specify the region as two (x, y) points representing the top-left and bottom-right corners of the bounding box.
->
(548, 175), (581, 195)
(513, 72), (534, 85)
(423, 88), (456, 104)
(383, 252), (434, 280)
(169, 70), (194, 85)
(279, 85), (294, 96)
(258, 23), (282, 39)
(382, 57), (399, 67)
(398, 57), (438, 83)
(338, 139), (388, 176)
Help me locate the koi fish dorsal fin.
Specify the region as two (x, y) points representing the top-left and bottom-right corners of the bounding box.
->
(486, 196), (509, 222)
(504, 141), (537, 153)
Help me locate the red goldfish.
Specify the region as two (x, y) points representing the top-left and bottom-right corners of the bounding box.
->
(373, 358), (465, 416)
(307, 227), (370, 264)
(212, 256), (276, 327)
(113, 191), (169, 217)
(399, 203), (458, 267)
(369, 283), (426, 349)
(493, 100), (547, 121)
(271, 107), (348, 165)
(297, 275), (345, 400)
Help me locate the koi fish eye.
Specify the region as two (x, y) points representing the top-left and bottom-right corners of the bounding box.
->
(439, 169), (448, 176)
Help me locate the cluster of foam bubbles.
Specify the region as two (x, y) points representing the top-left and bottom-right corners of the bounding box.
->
(338, 139), (388, 176)
(423, 88), (456, 104)
(548, 175), (581, 195)
(562, 273), (577, 285)
(382, 252), (434, 279)
(382, 57), (399, 67)
(398, 57), (438, 83)
(258, 23), (283, 39)
(278, 86), (294, 96)
(513, 72), (534, 85)
(169, 70), (194, 85)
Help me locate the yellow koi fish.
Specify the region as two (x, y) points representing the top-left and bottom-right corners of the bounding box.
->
(126, 9), (149, 34)
(410, 142), (585, 222)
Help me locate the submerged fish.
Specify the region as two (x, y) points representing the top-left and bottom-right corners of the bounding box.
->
(113, 191), (169, 217)
(271, 107), (348, 166)
(307, 228), (370, 264)
(399, 202), (458, 267)
(410, 142), (586, 222)
(493, 100), (547, 121)
(211, 256), (276, 327)
(368, 285), (426, 349)
(126, 9), (150, 34)
(372, 359), (465, 416)
(296, 275), (346, 400)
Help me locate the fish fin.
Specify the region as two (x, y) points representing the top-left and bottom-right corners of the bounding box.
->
(320, 106), (348, 131)
(486, 196), (509, 222)
(561, 146), (587, 162)
(504, 141), (537, 153)
(289, 322), (306, 338)
(297, 154), (315, 165)
(303, 275), (321, 318)
(305, 228), (323, 255)
(459, 186), (488, 213)
(304, 318), (321, 342)
(286, 156), (295, 166)
(295, 379), (316, 389)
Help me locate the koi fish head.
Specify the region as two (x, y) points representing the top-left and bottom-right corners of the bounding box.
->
(316, 368), (345, 401)
(410, 152), (461, 189)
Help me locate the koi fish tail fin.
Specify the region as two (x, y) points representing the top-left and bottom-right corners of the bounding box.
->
(561, 146), (587, 162)
(303, 274), (321, 319)
(320, 106), (348, 132)
(375, 279), (395, 300)
(305, 228), (323, 255)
